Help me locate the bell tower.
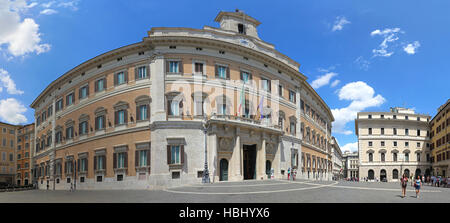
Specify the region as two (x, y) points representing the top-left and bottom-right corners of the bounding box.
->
(214, 9), (261, 39)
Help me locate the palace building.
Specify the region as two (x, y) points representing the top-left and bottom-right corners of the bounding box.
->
(16, 123), (34, 186)
(356, 107), (431, 182)
(430, 99), (449, 178)
(30, 10), (334, 190)
(0, 122), (18, 185)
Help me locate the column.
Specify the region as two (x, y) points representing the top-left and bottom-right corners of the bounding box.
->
(257, 133), (267, 180)
(208, 129), (218, 182)
(229, 127), (241, 181)
(150, 55), (166, 122)
(273, 136), (281, 179)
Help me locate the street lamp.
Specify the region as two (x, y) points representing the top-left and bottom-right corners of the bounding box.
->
(202, 114), (210, 184)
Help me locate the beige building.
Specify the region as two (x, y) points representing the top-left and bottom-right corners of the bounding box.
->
(0, 122), (18, 185)
(330, 137), (343, 180)
(30, 10), (334, 190)
(16, 123), (34, 186)
(342, 151), (358, 179)
(430, 99), (449, 177)
(356, 107), (431, 182)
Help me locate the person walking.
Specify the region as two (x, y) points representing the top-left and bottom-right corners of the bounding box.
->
(400, 174), (408, 198)
(414, 176), (422, 198)
(287, 167), (291, 180)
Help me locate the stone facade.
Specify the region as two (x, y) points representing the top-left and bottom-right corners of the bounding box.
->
(30, 10), (334, 190)
(430, 99), (450, 178)
(356, 107), (431, 182)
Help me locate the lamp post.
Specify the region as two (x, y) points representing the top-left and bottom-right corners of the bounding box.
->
(202, 114), (210, 183)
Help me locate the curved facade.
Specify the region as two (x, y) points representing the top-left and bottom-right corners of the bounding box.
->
(30, 10), (334, 190)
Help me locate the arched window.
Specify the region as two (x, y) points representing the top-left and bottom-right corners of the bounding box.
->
(166, 92), (184, 117)
(380, 169), (387, 181)
(191, 92), (208, 117)
(368, 169), (374, 180)
(404, 169), (410, 178)
(381, 153), (385, 162)
(392, 169), (399, 179)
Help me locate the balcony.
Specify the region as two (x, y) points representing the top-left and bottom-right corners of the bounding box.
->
(209, 114), (282, 134)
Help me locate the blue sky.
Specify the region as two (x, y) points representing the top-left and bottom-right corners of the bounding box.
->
(1, 0), (449, 152)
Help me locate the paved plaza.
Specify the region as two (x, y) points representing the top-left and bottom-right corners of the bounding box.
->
(0, 179), (449, 203)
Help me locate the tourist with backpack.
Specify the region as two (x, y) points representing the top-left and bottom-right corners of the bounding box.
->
(400, 174), (408, 198)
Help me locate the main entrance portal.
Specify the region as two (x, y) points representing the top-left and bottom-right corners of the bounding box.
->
(243, 144), (257, 180)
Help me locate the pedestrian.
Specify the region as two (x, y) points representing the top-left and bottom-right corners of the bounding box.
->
(422, 175), (425, 184)
(287, 167), (291, 180)
(70, 182), (73, 192)
(414, 176), (422, 198)
(400, 174), (408, 198)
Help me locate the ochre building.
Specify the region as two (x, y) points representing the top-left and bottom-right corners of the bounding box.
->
(430, 99), (449, 177)
(30, 10), (334, 190)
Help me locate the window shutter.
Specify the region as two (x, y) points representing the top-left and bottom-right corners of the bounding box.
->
(165, 60), (170, 73)
(240, 72), (243, 81)
(79, 88), (82, 99)
(77, 159), (80, 172)
(95, 80), (98, 92)
(147, 105), (150, 120)
(102, 116), (106, 129)
(79, 123), (82, 135)
(147, 149), (150, 167)
(135, 67), (138, 80)
(85, 158), (88, 171)
(72, 93), (75, 103)
(146, 66), (150, 78)
(94, 157), (97, 171)
(215, 65), (218, 77)
(226, 67), (230, 79)
(95, 117), (98, 130)
(113, 153), (117, 169)
(136, 106), (140, 121)
(179, 61), (183, 74)
(86, 85), (89, 96)
(103, 155), (106, 170)
(124, 152), (128, 168)
(167, 145), (171, 164)
(125, 70), (129, 83)
(104, 78), (107, 89)
(64, 162), (67, 174)
(296, 154), (299, 168)
(135, 150), (139, 167)
(180, 145), (185, 164)
(71, 160), (74, 173)
(249, 73), (252, 80)
(124, 109), (128, 123)
(114, 111), (118, 125)
(114, 73), (118, 86)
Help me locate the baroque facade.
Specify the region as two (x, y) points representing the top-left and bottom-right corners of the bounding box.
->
(430, 99), (449, 177)
(30, 10), (334, 190)
(356, 107), (431, 182)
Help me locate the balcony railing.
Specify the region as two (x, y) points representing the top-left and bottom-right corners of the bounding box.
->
(210, 114), (282, 131)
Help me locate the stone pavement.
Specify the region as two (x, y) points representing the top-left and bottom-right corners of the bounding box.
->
(0, 179), (448, 203)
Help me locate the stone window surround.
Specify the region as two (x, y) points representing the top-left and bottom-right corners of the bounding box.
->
(135, 95), (151, 121)
(78, 114), (90, 135)
(135, 142), (151, 172)
(113, 145), (128, 176)
(192, 59), (206, 76)
(167, 137), (185, 170)
(166, 59), (183, 74)
(114, 69), (129, 86)
(135, 64), (150, 80)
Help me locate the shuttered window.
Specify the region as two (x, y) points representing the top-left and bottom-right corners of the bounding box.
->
(95, 78), (106, 92)
(167, 145), (184, 165)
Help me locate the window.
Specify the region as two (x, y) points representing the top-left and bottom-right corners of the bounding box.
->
(169, 145), (182, 164)
(66, 92), (74, 106)
(114, 152), (127, 169)
(95, 78), (106, 92)
(137, 104), (149, 121)
(368, 141), (373, 147)
(79, 121), (88, 135)
(215, 65), (228, 79)
(393, 128), (397, 135)
(289, 90), (296, 103)
(405, 116), (408, 120)
(18, 145), (21, 151)
(169, 99), (181, 116)
(381, 153), (385, 162)
(79, 158), (87, 172)
(417, 142), (420, 147)
(194, 62), (204, 74)
(115, 71), (127, 85)
(369, 153), (373, 162)
(96, 176), (102, 182)
(417, 117), (420, 121)
(65, 126), (74, 140)
(95, 155), (106, 171)
(168, 61), (180, 73)
(56, 99), (63, 112)
(278, 85), (283, 97)
(116, 110), (126, 125)
(368, 128), (372, 135)
(48, 105), (53, 117)
(381, 128), (384, 135)
(135, 66), (149, 80)
(393, 115), (397, 119)
(368, 114), (372, 119)
(393, 141), (397, 147)
(95, 115), (105, 130)
(417, 153), (420, 162)
(405, 153), (409, 162)
(405, 129), (409, 135)
(55, 131), (62, 144)
(240, 71), (251, 84)
(381, 141), (385, 147)
(405, 142), (409, 147)
(238, 23), (245, 34)
(261, 77), (271, 92)
(381, 114), (384, 119)
(417, 129), (420, 136)
(117, 174), (123, 181)
(290, 121), (296, 136)
(138, 150), (149, 167)
(79, 85), (89, 99)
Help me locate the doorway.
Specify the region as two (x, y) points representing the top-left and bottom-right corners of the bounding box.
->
(219, 159), (228, 181)
(266, 160), (271, 179)
(243, 144), (257, 180)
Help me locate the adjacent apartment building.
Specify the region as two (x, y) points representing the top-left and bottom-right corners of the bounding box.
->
(0, 122), (18, 185)
(16, 123), (35, 186)
(30, 10), (335, 190)
(356, 107), (431, 182)
(342, 151), (358, 179)
(430, 99), (449, 178)
(330, 137), (343, 180)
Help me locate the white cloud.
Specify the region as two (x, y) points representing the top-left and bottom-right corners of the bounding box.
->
(41, 1), (56, 8)
(0, 68), (24, 95)
(57, 0), (79, 11)
(40, 8), (57, 15)
(370, 28), (403, 57)
(331, 81), (385, 135)
(341, 142), (358, 153)
(0, 98), (28, 124)
(0, 0), (51, 57)
(332, 16), (350, 32)
(403, 41), (420, 55)
(331, 79), (340, 87)
(310, 72), (338, 89)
